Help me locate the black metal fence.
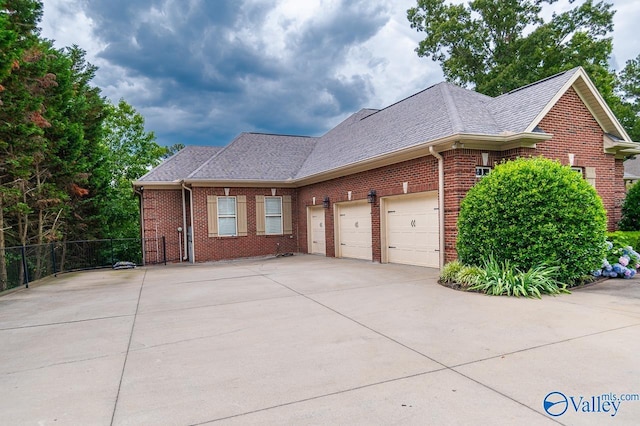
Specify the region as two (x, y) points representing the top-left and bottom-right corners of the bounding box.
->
(0, 237), (166, 292)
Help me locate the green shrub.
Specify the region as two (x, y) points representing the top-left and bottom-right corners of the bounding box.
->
(467, 255), (569, 298)
(440, 261), (463, 283)
(619, 182), (640, 230)
(607, 231), (640, 251)
(457, 157), (607, 285)
(456, 265), (484, 287)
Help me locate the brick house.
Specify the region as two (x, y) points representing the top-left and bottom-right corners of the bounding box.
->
(133, 67), (640, 268)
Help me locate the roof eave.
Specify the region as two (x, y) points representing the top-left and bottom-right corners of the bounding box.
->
(133, 132), (553, 189)
(604, 134), (640, 159)
(131, 180), (183, 189)
(295, 132), (552, 186)
(183, 179), (298, 188)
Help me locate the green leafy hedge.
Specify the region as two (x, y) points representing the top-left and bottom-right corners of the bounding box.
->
(619, 182), (640, 230)
(607, 231), (640, 250)
(457, 157), (607, 285)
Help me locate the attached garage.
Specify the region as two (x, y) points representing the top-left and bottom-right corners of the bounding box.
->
(307, 206), (326, 255)
(335, 201), (372, 261)
(382, 192), (439, 268)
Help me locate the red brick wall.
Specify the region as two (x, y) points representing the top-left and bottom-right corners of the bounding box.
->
(191, 187), (297, 261)
(141, 189), (184, 263)
(296, 156), (439, 262)
(536, 87), (624, 229)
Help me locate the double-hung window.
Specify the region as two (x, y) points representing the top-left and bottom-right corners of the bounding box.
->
(217, 196), (237, 236)
(264, 196), (283, 235)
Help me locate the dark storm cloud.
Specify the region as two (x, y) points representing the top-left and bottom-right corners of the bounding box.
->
(76, 0), (392, 146)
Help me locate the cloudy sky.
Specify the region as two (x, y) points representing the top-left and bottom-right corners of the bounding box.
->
(40, 0), (640, 147)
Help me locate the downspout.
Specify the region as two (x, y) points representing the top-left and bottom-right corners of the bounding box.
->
(133, 186), (146, 266)
(429, 146), (445, 268)
(182, 183), (195, 263)
(181, 183), (188, 260)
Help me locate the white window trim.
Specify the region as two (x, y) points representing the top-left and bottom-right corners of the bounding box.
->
(475, 166), (491, 178)
(265, 196), (283, 235)
(217, 196), (237, 237)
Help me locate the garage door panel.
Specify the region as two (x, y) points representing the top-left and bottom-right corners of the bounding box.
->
(385, 194), (439, 268)
(337, 202), (372, 261)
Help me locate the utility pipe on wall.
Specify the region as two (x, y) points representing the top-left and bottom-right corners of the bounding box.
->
(181, 184), (188, 260)
(429, 146), (445, 268)
(133, 187), (146, 265)
(182, 183), (195, 263)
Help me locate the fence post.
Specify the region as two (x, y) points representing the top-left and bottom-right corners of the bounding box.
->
(50, 242), (57, 275)
(21, 246), (29, 288)
(162, 236), (167, 265)
(110, 238), (114, 266)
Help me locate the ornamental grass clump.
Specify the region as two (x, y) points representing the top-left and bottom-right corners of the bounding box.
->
(467, 255), (569, 298)
(457, 157), (607, 286)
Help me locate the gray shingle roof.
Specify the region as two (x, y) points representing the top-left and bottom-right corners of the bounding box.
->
(624, 157), (640, 179)
(140, 67), (610, 184)
(189, 133), (318, 181)
(137, 146), (222, 182)
(489, 68), (578, 132)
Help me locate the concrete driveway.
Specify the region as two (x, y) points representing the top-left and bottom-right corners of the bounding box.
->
(1, 255), (639, 425)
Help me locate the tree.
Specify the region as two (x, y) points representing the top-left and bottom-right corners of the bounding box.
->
(164, 143), (185, 158)
(92, 99), (167, 239)
(614, 55), (640, 141)
(457, 157), (607, 285)
(407, 0), (615, 97)
(0, 0), (47, 289)
(619, 181), (640, 231)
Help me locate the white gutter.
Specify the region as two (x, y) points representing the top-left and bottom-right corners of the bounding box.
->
(429, 146), (445, 268)
(182, 183), (195, 263)
(133, 187), (146, 266)
(181, 185), (188, 261)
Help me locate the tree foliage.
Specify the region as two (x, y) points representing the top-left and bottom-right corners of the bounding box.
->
(93, 99), (167, 239)
(619, 181), (640, 231)
(0, 0), (167, 288)
(457, 158), (607, 285)
(614, 55), (640, 141)
(407, 0), (615, 97)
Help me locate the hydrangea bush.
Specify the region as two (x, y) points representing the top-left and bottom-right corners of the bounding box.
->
(592, 242), (639, 279)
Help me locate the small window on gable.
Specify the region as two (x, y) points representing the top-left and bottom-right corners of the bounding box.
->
(475, 166), (491, 178)
(265, 196), (283, 235)
(217, 196), (237, 236)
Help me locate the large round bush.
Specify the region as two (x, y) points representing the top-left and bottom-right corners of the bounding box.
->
(619, 181), (640, 230)
(457, 157), (607, 285)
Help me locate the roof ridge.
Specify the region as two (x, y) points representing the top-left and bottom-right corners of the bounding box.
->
(439, 83), (464, 133)
(360, 82), (443, 122)
(187, 138), (234, 179)
(245, 131), (315, 138)
(500, 68), (577, 97)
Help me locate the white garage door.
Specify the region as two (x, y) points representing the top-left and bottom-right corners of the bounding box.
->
(337, 202), (372, 261)
(385, 193), (439, 268)
(308, 206), (326, 255)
